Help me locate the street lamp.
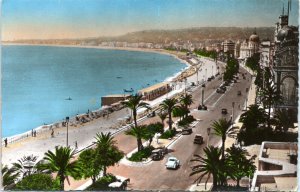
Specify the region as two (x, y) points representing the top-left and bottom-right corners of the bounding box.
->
(66, 116), (69, 147)
(232, 102), (235, 124)
(207, 127), (211, 147)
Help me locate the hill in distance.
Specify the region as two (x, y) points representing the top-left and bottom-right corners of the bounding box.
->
(7, 27), (275, 45)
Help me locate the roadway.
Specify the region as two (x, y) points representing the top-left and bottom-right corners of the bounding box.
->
(107, 65), (253, 190)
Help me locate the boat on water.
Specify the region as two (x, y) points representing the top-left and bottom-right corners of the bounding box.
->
(65, 97), (72, 100)
(123, 88), (134, 93)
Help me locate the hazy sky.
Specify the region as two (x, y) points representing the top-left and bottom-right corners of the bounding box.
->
(2, 0), (299, 40)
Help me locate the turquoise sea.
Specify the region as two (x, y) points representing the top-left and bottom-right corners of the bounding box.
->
(2, 45), (186, 137)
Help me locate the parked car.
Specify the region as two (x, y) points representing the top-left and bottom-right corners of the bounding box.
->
(182, 128), (193, 135)
(150, 149), (164, 161)
(108, 175), (130, 190)
(165, 157), (180, 169)
(216, 88), (225, 94)
(221, 108), (228, 115)
(237, 91), (242, 96)
(193, 134), (204, 144)
(202, 84), (206, 87)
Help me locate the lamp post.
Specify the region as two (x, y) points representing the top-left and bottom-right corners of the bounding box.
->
(207, 127), (211, 147)
(212, 65), (214, 76)
(66, 116), (69, 147)
(205, 68), (207, 81)
(232, 102), (235, 125)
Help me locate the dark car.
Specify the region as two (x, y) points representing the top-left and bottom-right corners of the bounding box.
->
(237, 91), (242, 96)
(151, 149), (164, 161)
(193, 134), (204, 144)
(202, 84), (206, 87)
(182, 128), (193, 135)
(221, 108), (228, 115)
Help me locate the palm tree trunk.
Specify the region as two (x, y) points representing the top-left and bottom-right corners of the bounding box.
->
(237, 178), (240, 187)
(103, 166), (107, 177)
(137, 138), (143, 151)
(268, 102), (271, 129)
(133, 110), (137, 128)
(60, 175), (65, 190)
(222, 139), (225, 160)
(168, 112), (172, 130)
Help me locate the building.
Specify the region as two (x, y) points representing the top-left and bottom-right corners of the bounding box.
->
(239, 32), (260, 59)
(272, 11), (298, 112)
(251, 142), (297, 191)
(138, 82), (171, 101)
(101, 94), (131, 106)
(222, 40), (235, 56)
(234, 40), (241, 58)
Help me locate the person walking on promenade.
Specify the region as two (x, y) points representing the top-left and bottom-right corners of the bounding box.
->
(75, 141), (78, 149)
(31, 129), (34, 137)
(34, 130), (37, 137)
(51, 129), (54, 138)
(4, 138), (8, 147)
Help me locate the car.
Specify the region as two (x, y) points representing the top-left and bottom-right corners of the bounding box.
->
(165, 157), (180, 169)
(182, 128), (193, 135)
(150, 149), (164, 161)
(221, 108), (228, 115)
(237, 91), (242, 96)
(202, 84), (206, 87)
(216, 88), (225, 94)
(193, 134), (204, 144)
(108, 175), (130, 190)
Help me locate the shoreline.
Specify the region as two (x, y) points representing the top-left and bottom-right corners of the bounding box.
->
(3, 43), (196, 143)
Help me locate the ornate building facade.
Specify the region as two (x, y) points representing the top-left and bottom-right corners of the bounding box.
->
(272, 13), (298, 111)
(239, 32), (260, 59)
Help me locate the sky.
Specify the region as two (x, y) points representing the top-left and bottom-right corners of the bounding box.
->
(2, 0), (299, 40)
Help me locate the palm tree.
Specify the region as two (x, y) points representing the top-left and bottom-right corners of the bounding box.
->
(272, 109), (293, 132)
(179, 93), (193, 118)
(225, 145), (256, 187)
(190, 146), (223, 189)
(125, 125), (147, 150)
(2, 165), (19, 189)
(122, 94), (150, 128)
(259, 79), (283, 129)
(37, 146), (79, 190)
(158, 111), (168, 126)
(159, 98), (178, 130)
(95, 132), (124, 176)
(212, 118), (238, 160)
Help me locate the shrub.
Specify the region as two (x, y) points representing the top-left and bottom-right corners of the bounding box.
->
(86, 174), (117, 190)
(14, 173), (60, 191)
(178, 115), (195, 127)
(160, 129), (177, 139)
(128, 146), (155, 162)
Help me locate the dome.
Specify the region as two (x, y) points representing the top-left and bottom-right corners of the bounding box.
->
(277, 26), (295, 41)
(249, 32), (260, 42)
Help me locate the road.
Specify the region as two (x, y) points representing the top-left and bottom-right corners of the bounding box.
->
(108, 64), (253, 190)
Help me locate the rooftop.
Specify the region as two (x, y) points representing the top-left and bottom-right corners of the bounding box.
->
(138, 82), (169, 94)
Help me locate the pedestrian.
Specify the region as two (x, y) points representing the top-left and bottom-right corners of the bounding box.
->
(238, 104), (240, 110)
(34, 130), (37, 137)
(31, 129), (34, 137)
(51, 129), (54, 138)
(75, 141), (78, 149)
(4, 138), (8, 147)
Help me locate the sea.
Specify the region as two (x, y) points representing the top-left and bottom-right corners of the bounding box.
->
(2, 45), (186, 137)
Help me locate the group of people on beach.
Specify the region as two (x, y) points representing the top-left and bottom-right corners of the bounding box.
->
(31, 129), (37, 137)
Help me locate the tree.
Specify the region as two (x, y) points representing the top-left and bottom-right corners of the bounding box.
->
(122, 94), (150, 128)
(259, 79), (283, 129)
(158, 111), (168, 125)
(37, 146), (80, 190)
(172, 105), (186, 121)
(245, 53), (260, 72)
(144, 123), (164, 147)
(190, 146), (223, 189)
(212, 118), (237, 160)
(95, 132), (124, 176)
(159, 98), (178, 130)
(122, 94), (150, 151)
(2, 165), (19, 189)
(77, 148), (102, 184)
(225, 145), (256, 187)
(14, 173), (60, 190)
(179, 94), (193, 118)
(125, 125), (148, 150)
(272, 109), (293, 132)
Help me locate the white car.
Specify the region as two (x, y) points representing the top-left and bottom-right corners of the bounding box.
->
(165, 157), (180, 169)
